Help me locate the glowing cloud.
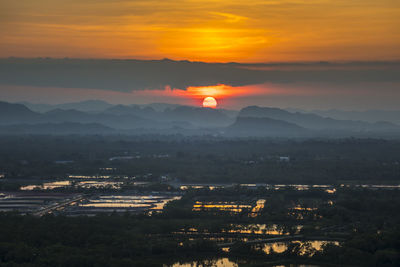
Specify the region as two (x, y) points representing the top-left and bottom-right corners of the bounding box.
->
(1, 0), (399, 62)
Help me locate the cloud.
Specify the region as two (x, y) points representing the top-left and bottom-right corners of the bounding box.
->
(0, 58), (399, 92)
(1, 0), (399, 61)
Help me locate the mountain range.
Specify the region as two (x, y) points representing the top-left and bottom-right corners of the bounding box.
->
(1, 100), (399, 137)
(239, 106), (399, 132)
(287, 108), (400, 125)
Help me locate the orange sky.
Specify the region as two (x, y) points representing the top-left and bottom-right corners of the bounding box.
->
(1, 0), (399, 62)
(130, 84), (270, 107)
(1, 1), (399, 110)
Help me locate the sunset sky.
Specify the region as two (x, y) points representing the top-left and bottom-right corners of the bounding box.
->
(0, 0), (399, 109)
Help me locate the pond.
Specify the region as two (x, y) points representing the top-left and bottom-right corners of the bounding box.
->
(192, 199), (266, 216)
(169, 258), (322, 267)
(169, 258), (237, 267)
(226, 224), (303, 235)
(20, 181), (71, 191)
(63, 194), (183, 215)
(262, 240), (340, 255)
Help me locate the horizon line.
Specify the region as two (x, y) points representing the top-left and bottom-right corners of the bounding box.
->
(2, 57), (400, 65)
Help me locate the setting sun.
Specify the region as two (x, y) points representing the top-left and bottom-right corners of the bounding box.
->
(202, 97), (217, 109)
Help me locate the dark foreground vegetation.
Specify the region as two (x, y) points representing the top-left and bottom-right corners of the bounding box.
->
(0, 136), (399, 266)
(0, 187), (399, 267)
(1, 135), (400, 184)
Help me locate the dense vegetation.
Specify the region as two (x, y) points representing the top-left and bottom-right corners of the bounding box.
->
(0, 136), (399, 184)
(0, 187), (399, 266)
(0, 136), (399, 266)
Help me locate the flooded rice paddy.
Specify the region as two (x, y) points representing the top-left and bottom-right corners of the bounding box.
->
(192, 199), (266, 215)
(261, 240), (340, 255)
(20, 181), (72, 191)
(169, 258), (237, 267)
(19, 180), (152, 191)
(169, 257), (326, 267)
(226, 224), (303, 235)
(0, 191), (181, 216)
(0, 192), (79, 214)
(64, 194), (182, 215)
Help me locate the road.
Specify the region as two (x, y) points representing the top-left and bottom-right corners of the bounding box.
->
(31, 195), (85, 216)
(217, 235), (304, 247)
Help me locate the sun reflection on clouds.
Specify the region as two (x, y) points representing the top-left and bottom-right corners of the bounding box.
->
(135, 84), (261, 98)
(131, 83), (277, 108)
(1, 0), (399, 62)
(3, 81), (400, 110)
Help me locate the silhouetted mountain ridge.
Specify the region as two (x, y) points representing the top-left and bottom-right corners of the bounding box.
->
(104, 104), (233, 127)
(0, 101), (41, 123)
(1, 101), (400, 136)
(226, 116), (307, 137)
(0, 122), (115, 135)
(287, 108), (400, 125)
(239, 106), (400, 131)
(21, 100), (113, 113)
(0, 101), (233, 129)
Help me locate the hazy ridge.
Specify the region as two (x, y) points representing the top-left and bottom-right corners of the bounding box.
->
(1, 100), (400, 137)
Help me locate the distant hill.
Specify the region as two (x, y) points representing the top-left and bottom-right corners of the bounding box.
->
(56, 100), (114, 112)
(239, 106), (400, 131)
(145, 103), (182, 112)
(42, 109), (162, 129)
(2, 101), (400, 136)
(104, 104), (233, 127)
(0, 102), (163, 129)
(18, 101), (234, 128)
(0, 101), (41, 124)
(1, 101), (234, 129)
(0, 122), (115, 135)
(226, 116), (307, 137)
(164, 106), (233, 127)
(300, 109), (400, 125)
(18, 102), (54, 113)
(21, 100), (114, 113)
(104, 105), (159, 118)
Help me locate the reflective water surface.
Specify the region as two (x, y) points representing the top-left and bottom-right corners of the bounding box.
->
(169, 258), (323, 267)
(226, 224), (303, 235)
(20, 181), (71, 191)
(169, 258), (237, 267)
(80, 195), (181, 209)
(263, 240), (340, 255)
(192, 199), (266, 215)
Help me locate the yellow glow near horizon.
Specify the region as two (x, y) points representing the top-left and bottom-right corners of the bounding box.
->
(0, 0), (399, 62)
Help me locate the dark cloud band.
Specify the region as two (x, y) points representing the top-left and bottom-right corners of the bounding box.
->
(0, 58), (399, 92)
